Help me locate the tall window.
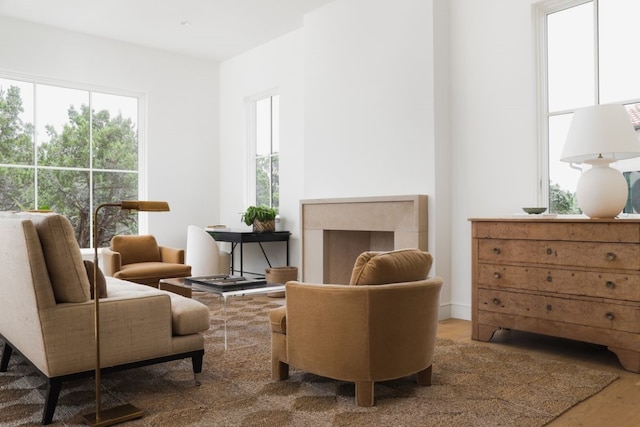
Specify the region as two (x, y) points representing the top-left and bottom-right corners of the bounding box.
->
(0, 76), (142, 247)
(539, 0), (640, 213)
(252, 93), (279, 210)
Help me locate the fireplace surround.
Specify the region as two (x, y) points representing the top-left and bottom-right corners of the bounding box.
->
(300, 195), (428, 284)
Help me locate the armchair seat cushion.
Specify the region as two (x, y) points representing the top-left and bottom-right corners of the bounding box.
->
(113, 262), (191, 285)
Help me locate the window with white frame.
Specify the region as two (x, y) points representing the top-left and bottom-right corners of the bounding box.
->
(251, 93), (279, 210)
(538, 0), (640, 213)
(0, 75), (143, 247)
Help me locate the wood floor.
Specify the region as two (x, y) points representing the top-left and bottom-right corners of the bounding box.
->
(437, 319), (640, 427)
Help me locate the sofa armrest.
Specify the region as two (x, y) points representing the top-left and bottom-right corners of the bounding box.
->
(38, 293), (173, 377)
(101, 247), (121, 276)
(159, 246), (185, 264)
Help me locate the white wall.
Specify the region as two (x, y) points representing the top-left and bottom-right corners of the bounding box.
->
(219, 0), (543, 320)
(219, 30), (305, 271)
(449, 0), (539, 318)
(0, 16), (220, 249)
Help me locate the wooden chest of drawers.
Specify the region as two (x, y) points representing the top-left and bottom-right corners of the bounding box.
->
(471, 218), (640, 372)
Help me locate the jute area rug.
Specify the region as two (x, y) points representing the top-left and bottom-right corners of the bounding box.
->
(0, 293), (618, 426)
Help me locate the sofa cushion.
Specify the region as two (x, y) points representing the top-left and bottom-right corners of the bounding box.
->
(166, 293), (211, 335)
(83, 260), (108, 299)
(111, 235), (161, 265)
(106, 279), (209, 335)
(31, 214), (91, 303)
(349, 249), (432, 285)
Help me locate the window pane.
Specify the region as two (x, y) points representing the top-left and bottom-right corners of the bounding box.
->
(549, 113), (581, 214)
(271, 154), (279, 209)
(614, 103), (640, 173)
(93, 171), (139, 247)
(547, 2), (595, 112)
(256, 97), (272, 156)
(0, 166), (34, 210)
(37, 168), (90, 245)
(0, 78), (34, 165)
(36, 85), (89, 168)
(272, 95), (280, 153)
(599, 0), (640, 103)
(92, 92), (138, 170)
(256, 156), (271, 206)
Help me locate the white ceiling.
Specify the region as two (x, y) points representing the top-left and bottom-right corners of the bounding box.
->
(0, 0), (334, 61)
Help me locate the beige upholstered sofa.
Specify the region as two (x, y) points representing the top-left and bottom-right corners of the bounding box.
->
(0, 212), (210, 425)
(270, 249), (443, 407)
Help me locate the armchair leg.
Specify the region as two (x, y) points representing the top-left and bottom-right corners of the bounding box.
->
(355, 381), (374, 407)
(0, 342), (13, 372)
(416, 365), (433, 386)
(272, 359), (289, 381)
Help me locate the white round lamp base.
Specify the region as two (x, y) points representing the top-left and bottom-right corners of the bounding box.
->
(576, 163), (628, 218)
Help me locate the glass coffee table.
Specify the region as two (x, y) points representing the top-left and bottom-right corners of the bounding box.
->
(159, 276), (285, 349)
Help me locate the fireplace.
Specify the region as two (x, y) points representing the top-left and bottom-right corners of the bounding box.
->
(300, 195), (428, 284)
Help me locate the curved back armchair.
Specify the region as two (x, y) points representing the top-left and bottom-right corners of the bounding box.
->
(269, 249), (443, 407)
(186, 225), (231, 276)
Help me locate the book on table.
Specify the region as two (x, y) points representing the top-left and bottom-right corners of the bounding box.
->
(185, 275), (267, 291)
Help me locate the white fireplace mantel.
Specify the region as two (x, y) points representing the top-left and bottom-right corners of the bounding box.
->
(300, 195), (428, 284)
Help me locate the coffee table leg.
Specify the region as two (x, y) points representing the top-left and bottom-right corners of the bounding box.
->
(222, 295), (228, 350)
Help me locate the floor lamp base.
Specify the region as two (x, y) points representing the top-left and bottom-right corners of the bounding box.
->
(83, 403), (144, 427)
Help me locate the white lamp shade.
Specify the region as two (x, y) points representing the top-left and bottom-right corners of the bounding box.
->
(561, 104), (640, 163)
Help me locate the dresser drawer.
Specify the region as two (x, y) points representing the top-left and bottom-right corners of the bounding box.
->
(474, 221), (640, 242)
(478, 239), (640, 270)
(478, 263), (640, 301)
(477, 288), (640, 334)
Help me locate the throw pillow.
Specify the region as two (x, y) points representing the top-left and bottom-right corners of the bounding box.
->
(349, 248), (433, 285)
(83, 260), (108, 299)
(31, 214), (91, 303)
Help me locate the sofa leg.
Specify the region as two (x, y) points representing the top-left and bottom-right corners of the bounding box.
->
(0, 342), (13, 372)
(416, 365), (432, 386)
(355, 381), (374, 407)
(191, 351), (203, 386)
(42, 379), (62, 425)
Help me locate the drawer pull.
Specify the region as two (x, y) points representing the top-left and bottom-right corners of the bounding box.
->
(492, 248), (501, 255)
(606, 312), (615, 321)
(546, 248), (553, 255)
(546, 304), (553, 311)
(606, 281), (616, 289)
(492, 298), (501, 305)
(493, 272), (501, 279)
(546, 275), (553, 283)
(606, 252), (616, 261)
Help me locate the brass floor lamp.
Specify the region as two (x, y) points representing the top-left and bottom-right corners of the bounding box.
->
(83, 200), (170, 427)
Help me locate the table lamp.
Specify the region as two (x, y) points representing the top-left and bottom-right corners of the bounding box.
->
(83, 200), (170, 427)
(560, 104), (640, 218)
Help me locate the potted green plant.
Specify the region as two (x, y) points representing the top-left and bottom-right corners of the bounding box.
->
(242, 205), (277, 232)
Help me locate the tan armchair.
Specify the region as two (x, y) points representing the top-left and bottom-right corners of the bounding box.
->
(102, 234), (191, 286)
(269, 249), (443, 407)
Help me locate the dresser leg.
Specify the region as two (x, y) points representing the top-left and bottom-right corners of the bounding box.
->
(608, 347), (640, 373)
(473, 324), (499, 341)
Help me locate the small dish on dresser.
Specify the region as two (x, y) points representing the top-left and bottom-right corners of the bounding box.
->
(522, 207), (547, 215)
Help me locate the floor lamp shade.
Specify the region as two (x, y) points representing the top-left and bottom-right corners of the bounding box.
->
(561, 104), (640, 218)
